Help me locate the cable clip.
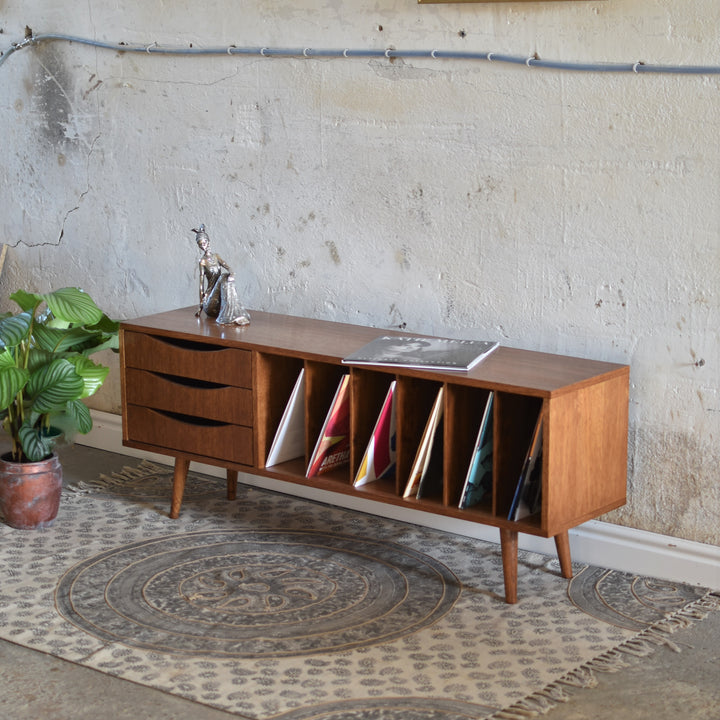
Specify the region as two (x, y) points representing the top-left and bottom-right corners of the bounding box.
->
(343, 49), (350, 57)
(227, 45), (236, 56)
(487, 52), (494, 62)
(260, 47), (269, 56)
(303, 48), (311, 57)
(12, 36), (34, 50)
(633, 61), (645, 73)
(12, 26), (35, 49)
(431, 49), (438, 59)
(145, 41), (157, 54)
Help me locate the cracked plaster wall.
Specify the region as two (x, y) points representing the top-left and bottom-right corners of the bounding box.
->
(1, 1), (719, 546)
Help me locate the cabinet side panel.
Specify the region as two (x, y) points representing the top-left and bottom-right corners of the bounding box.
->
(545, 372), (629, 534)
(120, 328), (129, 443)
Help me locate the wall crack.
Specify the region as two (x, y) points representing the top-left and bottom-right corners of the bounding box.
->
(10, 133), (100, 249)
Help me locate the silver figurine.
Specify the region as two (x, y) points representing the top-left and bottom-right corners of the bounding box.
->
(193, 224), (250, 326)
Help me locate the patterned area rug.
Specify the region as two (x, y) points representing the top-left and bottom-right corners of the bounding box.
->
(0, 460), (717, 720)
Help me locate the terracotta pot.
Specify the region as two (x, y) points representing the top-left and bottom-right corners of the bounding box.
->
(0, 453), (63, 529)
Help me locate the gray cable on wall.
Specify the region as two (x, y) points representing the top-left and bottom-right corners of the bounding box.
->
(2, 31), (720, 75)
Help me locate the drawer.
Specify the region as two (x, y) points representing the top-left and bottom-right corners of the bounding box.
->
(125, 368), (252, 425)
(126, 405), (254, 466)
(123, 331), (252, 387)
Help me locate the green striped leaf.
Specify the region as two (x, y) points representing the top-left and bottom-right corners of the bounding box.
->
(0, 349), (17, 370)
(66, 355), (110, 398)
(33, 324), (103, 354)
(43, 288), (103, 325)
(25, 358), (84, 414)
(25, 348), (53, 374)
(0, 312), (31, 350)
(9, 290), (43, 313)
(0, 366), (29, 412)
(89, 314), (121, 334)
(18, 421), (54, 462)
(65, 399), (92, 434)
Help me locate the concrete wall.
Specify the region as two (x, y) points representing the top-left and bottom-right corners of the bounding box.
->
(2, 1), (718, 544)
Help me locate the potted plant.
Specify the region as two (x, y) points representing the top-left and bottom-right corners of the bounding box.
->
(0, 287), (119, 528)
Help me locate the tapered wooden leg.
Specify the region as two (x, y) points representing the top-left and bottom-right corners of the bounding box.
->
(226, 469), (238, 501)
(499, 528), (519, 604)
(554, 531), (574, 579)
(169, 457), (190, 519)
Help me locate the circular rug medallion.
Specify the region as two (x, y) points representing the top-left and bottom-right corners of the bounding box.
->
(56, 529), (460, 658)
(567, 565), (708, 630)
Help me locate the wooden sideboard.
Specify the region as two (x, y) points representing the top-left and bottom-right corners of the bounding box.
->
(120, 308), (629, 603)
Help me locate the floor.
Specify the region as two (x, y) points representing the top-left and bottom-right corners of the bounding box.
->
(1, 444), (719, 720)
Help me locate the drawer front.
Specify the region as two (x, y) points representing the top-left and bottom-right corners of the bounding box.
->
(126, 405), (254, 466)
(123, 331), (252, 387)
(125, 368), (252, 426)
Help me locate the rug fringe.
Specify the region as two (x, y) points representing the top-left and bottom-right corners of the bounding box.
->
(99, 460), (172, 484)
(63, 460), (172, 496)
(489, 590), (720, 720)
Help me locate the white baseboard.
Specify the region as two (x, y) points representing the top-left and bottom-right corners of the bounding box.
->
(82, 411), (720, 591)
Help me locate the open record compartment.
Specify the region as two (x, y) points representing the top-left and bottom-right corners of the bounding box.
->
(303, 360), (350, 484)
(255, 352), (305, 473)
(493, 392), (544, 523)
(393, 376), (445, 505)
(349, 368), (399, 493)
(444, 383), (494, 511)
